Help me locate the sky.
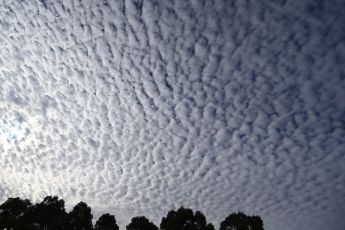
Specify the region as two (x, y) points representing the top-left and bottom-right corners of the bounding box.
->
(0, 0), (344, 229)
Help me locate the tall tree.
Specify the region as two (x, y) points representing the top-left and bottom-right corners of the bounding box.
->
(160, 207), (214, 230)
(68, 201), (93, 230)
(94, 213), (119, 230)
(23, 196), (66, 228)
(0, 197), (32, 229)
(126, 216), (158, 230)
(219, 212), (264, 230)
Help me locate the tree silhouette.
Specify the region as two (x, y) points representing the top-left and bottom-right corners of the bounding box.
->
(13, 222), (42, 230)
(220, 212), (264, 230)
(0, 195), (265, 230)
(94, 213), (119, 230)
(68, 202), (93, 230)
(23, 196), (67, 229)
(205, 224), (215, 230)
(0, 197), (32, 229)
(160, 207), (214, 230)
(126, 216), (158, 230)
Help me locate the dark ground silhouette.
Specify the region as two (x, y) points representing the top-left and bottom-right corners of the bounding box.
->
(0, 196), (264, 230)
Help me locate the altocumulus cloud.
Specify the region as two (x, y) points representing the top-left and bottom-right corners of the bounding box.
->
(0, 0), (345, 229)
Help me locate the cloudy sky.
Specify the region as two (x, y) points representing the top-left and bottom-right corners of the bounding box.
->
(0, 0), (344, 229)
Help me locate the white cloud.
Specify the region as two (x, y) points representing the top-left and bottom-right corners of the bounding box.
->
(0, 0), (344, 229)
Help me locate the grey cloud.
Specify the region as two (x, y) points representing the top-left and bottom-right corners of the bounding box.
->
(0, 0), (344, 229)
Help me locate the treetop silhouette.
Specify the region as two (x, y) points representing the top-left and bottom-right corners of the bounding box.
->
(95, 213), (119, 230)
(126, 216), (158, 230)
(160, 207), (215, 230)
(220, 212), (264, 230)
(0, 196), (264, 230)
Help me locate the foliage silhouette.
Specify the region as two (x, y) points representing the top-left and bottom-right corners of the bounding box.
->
(95, 213), (119, 230)
(0, 196), (264, 230)
(160, 207), (215, 230)
(126, 216), (158, 230)
(13, 222), (41, 230)
(68, 201), (93, 230)
(0, 197), (32, 229)
(219, 212), (264, 230)
(23, 196), (66, 229)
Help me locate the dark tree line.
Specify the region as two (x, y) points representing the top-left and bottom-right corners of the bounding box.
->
(0, 196), (264, 230)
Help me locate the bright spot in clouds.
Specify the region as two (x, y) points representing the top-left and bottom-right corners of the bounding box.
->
(0, 119), (24, 143)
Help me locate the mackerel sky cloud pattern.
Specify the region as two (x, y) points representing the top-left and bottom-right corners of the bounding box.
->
(0, 0), (344, 229)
